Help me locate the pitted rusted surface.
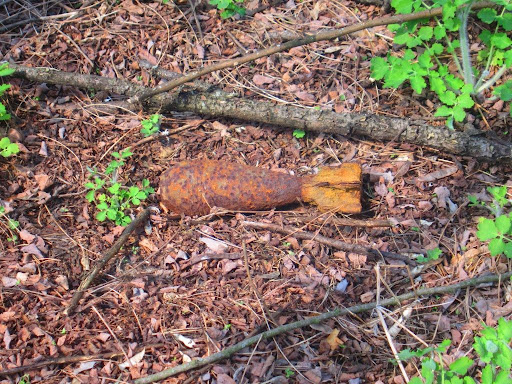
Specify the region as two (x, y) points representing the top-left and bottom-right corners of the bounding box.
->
(159, 160), (302, 215)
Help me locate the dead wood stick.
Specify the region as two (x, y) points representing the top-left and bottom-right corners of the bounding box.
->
(65, 208), (151, 315)
(130, 1), (494, 102)
(291, 215), (393, 228)
(243, 242), (278, 326)
(7, 63), (512, 162)
(242, 220), (415, 265)
(0, 343), (165, 377)
(133, 271), (512, 384)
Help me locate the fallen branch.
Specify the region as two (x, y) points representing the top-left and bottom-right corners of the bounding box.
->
(131, 1), (494, 102)
(65, 208), (151, 315)
(133, 271), (512, 384)
(7, 63), (512, 162)
(242, 220), (415, 265)
(0, 343), (164, 377)
(290, 215), (393, 228)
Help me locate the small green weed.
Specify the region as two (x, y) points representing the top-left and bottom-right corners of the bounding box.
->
(85, 149), (154, 226)
(370, 0), (512, 129)
(293, 129), (306, 139)
(18, 374), (30, 384)
(0, 206), (19, 243)
(209, 0), (245, 18)
(0, 64), (13, 121)
(0, 63), (20, 157)
(470, 186), (512, 257)
(284, 368), (295, 378)
(417, 247), (442, 263)
(401, 317), (512, 384)
(223, 323), (232, 330)
(140, 114), (161, 137)
(0, 137), (19, 157)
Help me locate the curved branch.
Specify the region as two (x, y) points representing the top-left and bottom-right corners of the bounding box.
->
(131, 1), (494, 102)
(134, 271), (512, 384)
(7, 62), (512, 162)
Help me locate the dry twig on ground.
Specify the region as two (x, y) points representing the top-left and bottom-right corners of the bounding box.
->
(65, 208), (151, 315)
(133, 271), (512, 384)
(7, 63), (512, 162)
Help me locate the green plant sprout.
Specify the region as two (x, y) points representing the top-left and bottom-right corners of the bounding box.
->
(85, 149), (154, 226)
(284, 368), (295, 378)
(209, 0), (245, 18)
(371, 0), (512, 129)
(18, 374), (30, 384)
(417, 247), (442, 263)
(0, 205), (20, 243)
(400, 317), (512, 384)
(140, 114), (161, 137)
(0, 64), (13, 121)
(0, 137), (19, 157)
(104, 148), (133, 175)
(469, 186), (512, 257)
(293, 129), (306, 139)
(0, 63), (20, 158)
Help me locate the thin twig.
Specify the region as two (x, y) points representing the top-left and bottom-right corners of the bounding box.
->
(242, 220), (416, 265)
(292, 215), (393, 228)
(65, 208), (151, 315)
(130, 1), (494, 103)
(375, 264), (409, 382)
(133, 271), (512, 384)
(0, 343), (165, 377)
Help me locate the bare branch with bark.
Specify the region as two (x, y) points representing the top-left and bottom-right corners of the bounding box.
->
(7, 62), (511, 162)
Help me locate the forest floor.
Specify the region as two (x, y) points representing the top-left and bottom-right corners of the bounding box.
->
(0, 0), (511, 383)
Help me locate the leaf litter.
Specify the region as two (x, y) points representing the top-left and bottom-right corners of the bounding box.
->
(0, 0), (511, 383)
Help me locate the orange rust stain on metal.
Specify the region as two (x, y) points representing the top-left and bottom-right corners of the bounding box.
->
(159, 160), (362, 215)
(159, 160), (302, 215)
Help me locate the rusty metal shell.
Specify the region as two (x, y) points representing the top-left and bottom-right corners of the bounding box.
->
(159, 160), (302, 215)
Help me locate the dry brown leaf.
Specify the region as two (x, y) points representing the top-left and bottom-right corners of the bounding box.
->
(19, 229), (36, 243)
(0, 310), (16, 321)
(20, 243), (44, 259)
(295, 91), (315, 102)
(326, 328), (343, 351)
(418, 166), (458, 182)
(216, 373), (237, 384)
(3, 328), (12, 349)
(34, 173), (50, 190)
(360, 291), (375, 303)
(253, 74), (275, 86)
(140, 238), (159, 252)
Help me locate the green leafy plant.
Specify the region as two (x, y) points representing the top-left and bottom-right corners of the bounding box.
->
(284, 368), (295, 378)
(18, 374), (30, 384)
(0, 63), (20, 157)
(209, 0), (245, 18)
(417, 247), (442, 263)
(0, 137), (19, 157)
(293, 129), (306, 139)
(0, 63), (14, 121)
(85, 149), (154, 226)
(0, 205), (19, 243)
(370, 0), (512, 129)
(400, 317), (512, 384)
(140, 114), (161, 137)
(470, 186), (512, 257)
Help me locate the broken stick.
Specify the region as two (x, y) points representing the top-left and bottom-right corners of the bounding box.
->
(65, 208), (151, 315)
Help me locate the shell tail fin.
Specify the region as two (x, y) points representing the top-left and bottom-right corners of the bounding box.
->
(301, 163), (362, 214)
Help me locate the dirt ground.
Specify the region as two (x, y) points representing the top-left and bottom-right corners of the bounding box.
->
(1, 0), (511, 383)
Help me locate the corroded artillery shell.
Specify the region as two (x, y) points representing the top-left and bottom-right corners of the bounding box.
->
(159, 160), (362, 216)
